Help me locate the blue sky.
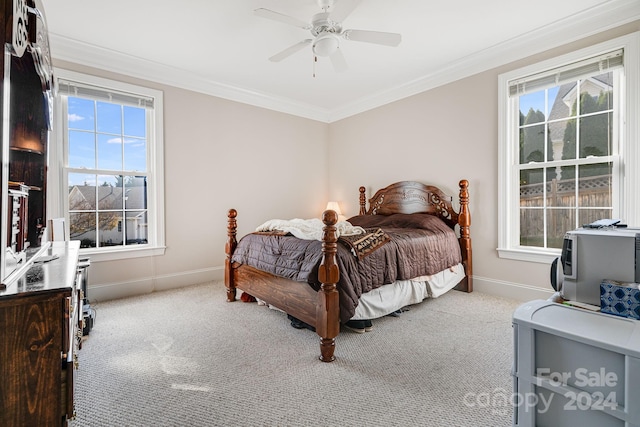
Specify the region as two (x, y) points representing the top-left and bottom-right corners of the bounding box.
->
(67, 97), (146, 187)
(519, 86), (559, 118)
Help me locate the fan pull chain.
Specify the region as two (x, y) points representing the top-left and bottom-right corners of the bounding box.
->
(313, 55), (317, 78)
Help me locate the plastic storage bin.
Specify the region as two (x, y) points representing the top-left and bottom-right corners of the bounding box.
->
(512, 300), (640, 427)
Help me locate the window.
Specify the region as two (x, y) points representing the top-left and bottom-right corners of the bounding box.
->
(52, 69), (165, 261)
(498, 33), (640, 263)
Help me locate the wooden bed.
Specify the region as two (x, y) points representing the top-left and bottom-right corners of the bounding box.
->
(225, 180), (472, 362)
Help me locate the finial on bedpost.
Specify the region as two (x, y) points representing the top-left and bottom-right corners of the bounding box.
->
(359, 186), (366, 215)
(317, 209), (340, 362)
(225, 209), (238, 302)
(458, 180), (472, 292)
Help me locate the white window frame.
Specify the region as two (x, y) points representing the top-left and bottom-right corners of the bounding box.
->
(497, 32), (640, 264)
(51, 68), (165, 261)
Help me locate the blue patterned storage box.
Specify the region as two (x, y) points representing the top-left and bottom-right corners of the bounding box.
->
(600, 279), (640, 320)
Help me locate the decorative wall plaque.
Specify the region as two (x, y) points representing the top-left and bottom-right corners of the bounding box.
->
(12, 0), (29, 57)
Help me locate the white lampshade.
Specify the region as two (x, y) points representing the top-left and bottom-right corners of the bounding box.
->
(325, 201), (342, 215)
(325, 201), (346, 222)
(313, 33), (339, 57)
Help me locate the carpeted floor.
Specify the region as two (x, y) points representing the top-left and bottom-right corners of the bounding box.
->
(70, 281), (522, 426)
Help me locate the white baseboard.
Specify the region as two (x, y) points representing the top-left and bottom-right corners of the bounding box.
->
(86, 268), (553, 305)
(472, 275), (554, 302)
(87, 267), (224, 302)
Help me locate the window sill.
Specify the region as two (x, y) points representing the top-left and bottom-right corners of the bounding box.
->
(78, 245), (166, 262)
(497, 247), (560, 264)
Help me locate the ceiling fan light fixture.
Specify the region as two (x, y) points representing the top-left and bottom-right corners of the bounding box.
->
(312, 32), (339, 57)
(256, 1), (401, 72)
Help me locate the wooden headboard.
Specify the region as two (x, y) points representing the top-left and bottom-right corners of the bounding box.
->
(357, 180), (472, 293)
(358, 180), (468, 231)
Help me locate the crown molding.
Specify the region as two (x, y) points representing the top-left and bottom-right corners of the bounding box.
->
(49, 34), (333, 123)
(50, 0), (639, 124)
(328, 0), (640, 122)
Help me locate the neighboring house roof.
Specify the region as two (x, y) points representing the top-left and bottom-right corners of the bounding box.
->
(69, 183), (146, 210)
(548, 74), (614, 143)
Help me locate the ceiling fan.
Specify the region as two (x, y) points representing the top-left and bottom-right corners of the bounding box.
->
(254, 0), (401, 72)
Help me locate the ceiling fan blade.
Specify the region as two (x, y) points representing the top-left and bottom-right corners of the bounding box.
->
(329, 48), (348, 73)
(327, 0), (363, 23)
(268, 39), (312, 62)
(254, 8), (311, 30)
(342, 29), (401, 47)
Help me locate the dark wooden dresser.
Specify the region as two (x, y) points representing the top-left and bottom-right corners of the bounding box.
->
(0, 241), (82, 426)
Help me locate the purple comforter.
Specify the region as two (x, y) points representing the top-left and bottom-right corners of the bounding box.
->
(231, 213), (462, 322)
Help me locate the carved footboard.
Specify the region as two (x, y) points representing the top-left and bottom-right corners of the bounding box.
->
(457, 180), (473, 292)
(225, 209), (238, 303)
(225, 209), (340, 362)
(314, 210), (340, 362)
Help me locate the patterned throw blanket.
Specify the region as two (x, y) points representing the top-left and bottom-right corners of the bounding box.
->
(339, 228), (390, 259)
(255, 218), (389, 260)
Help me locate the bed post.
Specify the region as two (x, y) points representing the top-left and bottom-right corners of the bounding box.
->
(316, 209), (340, 362)
(358, 186), (366, 215)
(458, 180), (473, 292)
(225, 209), (238, 302)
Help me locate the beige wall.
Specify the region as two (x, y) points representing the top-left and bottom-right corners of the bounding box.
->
(54, 60), (330, 301)
(54, 20), (639, 302)
(329, 21), (640, 300)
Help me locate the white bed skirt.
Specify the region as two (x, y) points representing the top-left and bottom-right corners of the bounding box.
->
(351, 263), (465, 320)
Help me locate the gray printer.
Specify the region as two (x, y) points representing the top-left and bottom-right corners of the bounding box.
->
(554, 227), (640, 306)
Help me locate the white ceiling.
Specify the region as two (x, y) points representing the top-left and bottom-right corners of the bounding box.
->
(44, 0), (639, 122)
